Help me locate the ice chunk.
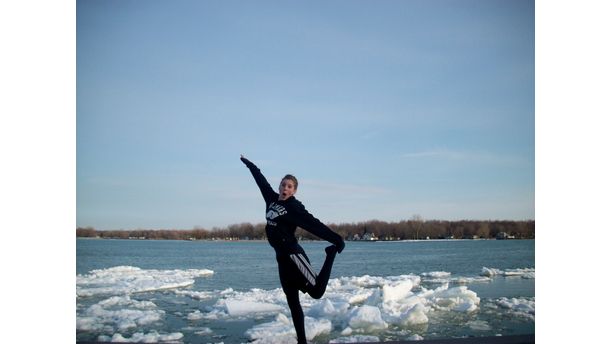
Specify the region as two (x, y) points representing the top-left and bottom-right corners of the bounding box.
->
(382, 280), (414, 302)
(245, 314), (331, 343)
(305, 316), (334, 340)
(330, 335), (380, 343)
(480, 267), (501, 277)
(205, 287), (288, 319)
(348, 305), (388, 331)
(399, 304), (428, 325)
(468, 320), (492, 331)
(407, 334), (424, 340)
(451, 276), (492, 284)
(175, 289), (214, 300)
(193, 327), (213, 336)
(76, 266), (214, 297)
(420, 271), (452, 283)
(421, 271), (451, 278)
(77, 295), (164, 332)
(224, 300), (284, 316)
(244, 313), (296, 344)
(187, 310), (206, 320)
(307, 299), (350, 319)
(481, 267), (535, 279)
(453, 302), (478, 312)
(365, 288), (382, 306)
(98, 331), (183, 342)
(430, 286), (480, 312)
(348, 290), (374, 304)
(495, 297), (535, 320)
(339, 274), (420, 289)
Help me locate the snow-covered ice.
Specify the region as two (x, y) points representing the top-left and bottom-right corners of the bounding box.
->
(76, 266), (214, 297)
(77, 265), (534, 343)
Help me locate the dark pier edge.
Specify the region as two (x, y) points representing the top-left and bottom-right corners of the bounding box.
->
(379, 334), (535, 344)
(78, 333), (535, 344)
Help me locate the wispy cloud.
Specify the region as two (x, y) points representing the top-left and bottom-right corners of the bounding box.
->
(402, 149), (526, 166)
(402, 150), (457, 159)
(302, 179), (390, 194)
(360, 130), (380, 140)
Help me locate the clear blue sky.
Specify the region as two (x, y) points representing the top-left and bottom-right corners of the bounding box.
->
(77, 0), (534, 230)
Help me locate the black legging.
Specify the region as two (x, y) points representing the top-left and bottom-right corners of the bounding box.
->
(280, 248), (337, 344)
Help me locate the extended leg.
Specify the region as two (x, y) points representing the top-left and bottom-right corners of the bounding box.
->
(307, 245), (337, 299)
(283, 286), (307, 344)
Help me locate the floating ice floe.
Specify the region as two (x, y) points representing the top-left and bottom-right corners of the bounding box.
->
(495, 297), (535, 321)
(420, 271), (451, 279)
(194, 327), (213, 336)
(480, 267), (535, 279)
(186, 310), (206, 321)
(467, 320), (492, 331)
(419, 271), (496, 285)
(76, 266), (214, 297)
(175, 289), (214, 300)
(330, 334), (381, 343)
(225, 300), (284, 316)
(97, 330), (183, 343)
(428, 285), (480, 312)
(201, 287), (289, 319)
(77, 295), (164, 333)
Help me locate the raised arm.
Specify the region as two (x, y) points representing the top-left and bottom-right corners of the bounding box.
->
(290, 201), (345, 253)
(240, 155), (278, 204)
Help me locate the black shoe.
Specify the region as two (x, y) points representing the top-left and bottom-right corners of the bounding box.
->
(325, 245), (337, 255)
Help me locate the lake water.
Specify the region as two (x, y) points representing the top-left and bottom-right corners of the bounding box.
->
(76, 239), (535, 343)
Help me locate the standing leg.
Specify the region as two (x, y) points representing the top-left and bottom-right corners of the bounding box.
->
(307, 245), (337, 299)
(283, 285), (307, 344)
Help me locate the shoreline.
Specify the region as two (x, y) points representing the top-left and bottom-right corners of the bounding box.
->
(76, 237), (532, 242)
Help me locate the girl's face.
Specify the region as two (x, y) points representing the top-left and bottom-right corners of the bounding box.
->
(278, 179), (297, 201)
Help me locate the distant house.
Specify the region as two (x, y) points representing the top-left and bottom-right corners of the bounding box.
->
(496, 232), (515, 240)
(351, 232), (378, 241)
(362, 232), (378, 241)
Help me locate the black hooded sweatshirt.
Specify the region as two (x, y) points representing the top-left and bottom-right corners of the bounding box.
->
(241, 157), (344, 255)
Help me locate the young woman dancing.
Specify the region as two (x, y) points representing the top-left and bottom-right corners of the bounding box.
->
(240, 155), (345, 344)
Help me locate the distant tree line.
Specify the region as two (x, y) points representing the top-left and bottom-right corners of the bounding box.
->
(76, 219), (534, 241)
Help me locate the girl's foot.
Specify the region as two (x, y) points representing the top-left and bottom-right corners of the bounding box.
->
(325, 245), (337, 256)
